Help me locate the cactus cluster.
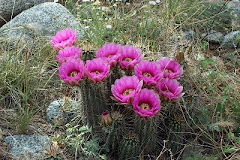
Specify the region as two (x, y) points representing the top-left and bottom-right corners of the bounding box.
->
(52, 29), (184, 158)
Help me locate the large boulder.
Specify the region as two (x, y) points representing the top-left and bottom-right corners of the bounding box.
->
(0, 0), (54, 27)
(0, 2), (84, 44)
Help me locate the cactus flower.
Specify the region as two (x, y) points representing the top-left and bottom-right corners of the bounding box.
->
(56, 46), (82, 64)
(96, 43), (122, 67)
(111, 76), (143, 104)
(100, 111), (113, 126)
(59, 59), (85, 86)
(134, 60), (163, 86)
(158, 57), (183, 79)
(119, 46), (142, 70)
(132, 88), (161, 118)
(157, 78), (184, 101)
(85, 58), (110, 83)
(52, 28), (78, 51)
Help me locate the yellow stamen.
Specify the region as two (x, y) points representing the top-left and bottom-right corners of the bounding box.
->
(124, 58), (132, 62)
(140, 103), (150, 110)
(123, 89), (133, 95)
(143, 72), (152, 77)
(70, 71), (78, 77)
(93, 71), (100, 74)
(166, 69), (173, 73)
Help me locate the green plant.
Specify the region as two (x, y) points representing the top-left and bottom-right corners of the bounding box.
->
(201, 41), (209, 52)
(183, 153), (218, 160)
(0, 38), (58, 135)
(63, 124), (107, 159)
(16, 105), (35, 134)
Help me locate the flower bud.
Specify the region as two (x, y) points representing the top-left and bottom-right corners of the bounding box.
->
(100, 111), (112, 126)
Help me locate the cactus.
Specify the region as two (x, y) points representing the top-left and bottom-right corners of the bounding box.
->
(105, 64), (125, 109)
(134, 116), (159, 154)
(50, 28), (185, 159)
(119, 134), (140, 160)
(79, 51), (165, 158)
(80, 80), (108, 132)
(80, 51), (123, 131)
(79, 51), (108, 132)
(167, 105), (185, 154)
(105, 112), (125, 152)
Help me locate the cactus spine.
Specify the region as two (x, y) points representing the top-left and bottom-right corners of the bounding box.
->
(80, 51), (107, 131)
(105, 112), (125, 152)
(134, 117), (159, 154)
(119, 134), (140, 160)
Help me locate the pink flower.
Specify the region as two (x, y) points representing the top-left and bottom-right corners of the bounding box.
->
(134, 60), (163, 86)
(59, 59), (85, 86)
(157, 78), (184, 101)
(96, 43), (122, 67)
(51, 29), (78, 51)
(111, 76), (143, 104)
(132, 89), (161, 118)
(158, 57), (183, 79)
(119, 46), (142, 70)
(85, 58), (110, 83)
(56, 46), (82, 64)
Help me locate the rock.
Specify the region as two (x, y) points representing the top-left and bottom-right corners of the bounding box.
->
(46, 98), (79, 124)
(231, 9), (240, 28)
(227, 0), (240, 28)
(220, 31), (240, 49)
(201, 30), (224, 44)
(227, 0), (240, 9)
(0, 0), (54, 27)
(4, 135), (49, 159)
(0, 2), (84, 44)
(181, 31), (196, 41)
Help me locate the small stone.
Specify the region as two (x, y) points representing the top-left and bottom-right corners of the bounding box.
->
(227, 0), (240, 28)
(46, 99), (79, 124)
(201, 30), (224, 44)
(4, 135), (49, 159)
(231, 9), (240, 28)
(181, 30), (196, 41)
(220, 31), (240, 49)
(227, 0), (240, 9)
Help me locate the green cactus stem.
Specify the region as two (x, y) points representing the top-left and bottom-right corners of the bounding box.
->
(134, 116), (159, 154)
(80, 51), (123, 133)
(119, 134), (140, 160)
